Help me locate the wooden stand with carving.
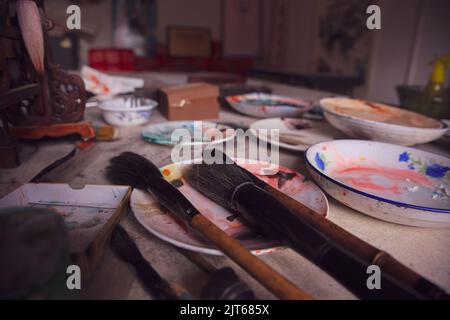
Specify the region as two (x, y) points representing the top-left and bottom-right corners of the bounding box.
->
(0, 0), (93, 168)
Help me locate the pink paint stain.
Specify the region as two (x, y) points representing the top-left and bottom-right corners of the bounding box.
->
(333, 166), (436, 195)
(259, 106), (269, 114)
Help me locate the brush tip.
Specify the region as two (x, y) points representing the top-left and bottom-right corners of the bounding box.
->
(106, 152), (162, 189)
(183, 158), (254, 210)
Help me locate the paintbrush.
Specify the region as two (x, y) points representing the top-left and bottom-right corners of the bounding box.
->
(248, 173), (450, 300)
(111, 224), (190, 300)
(106, 152), (312, 300)
(183, 149), (424, 299)
(176, 249), (255, 300)
(16, 0), (45, 75)
(207, 151), (450, 300)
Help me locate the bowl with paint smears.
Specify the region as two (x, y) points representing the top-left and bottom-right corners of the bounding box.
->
(320, 98), (447, 146)
(306, 140), (450, 228)
(226, 93), (314, 118)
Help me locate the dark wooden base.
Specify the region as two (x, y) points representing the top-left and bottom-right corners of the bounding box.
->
(9, 121), (95, 142)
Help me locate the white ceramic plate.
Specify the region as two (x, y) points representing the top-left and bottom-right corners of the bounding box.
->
(442, 120), (450, 138)
(250, 117), (346, 152)
(306, 140), (450, 228)
(226, 93), (313, 118)
(142, 121), (236, 146)
(131, 159), (329, 255)
(320, 98), (447, 146)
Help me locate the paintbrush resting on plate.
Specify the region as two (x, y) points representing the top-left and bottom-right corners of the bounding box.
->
(111, 224), (190, 300)
(183, 149), (425, 299)
(106, 152), (312, 300)
(16, 0), (44, 75)
(239, 163), (450, 300)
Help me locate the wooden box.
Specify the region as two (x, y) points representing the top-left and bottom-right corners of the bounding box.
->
(159, 82), (220, 120)
(0, 183), (131, 282)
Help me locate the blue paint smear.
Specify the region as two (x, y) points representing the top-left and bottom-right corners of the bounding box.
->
(407, 163), (415, 170)
(425, 164), (450, 178)
(315, 152), (325, 171)
(399, 152), (409, 162)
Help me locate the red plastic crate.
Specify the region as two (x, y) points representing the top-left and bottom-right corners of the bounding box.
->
(89, 48), (136, 71)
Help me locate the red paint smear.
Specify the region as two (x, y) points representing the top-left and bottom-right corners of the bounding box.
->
(345, 177), (401, 195)
(334, 165), (435, 195)
(362, 100), (390, 114)
(263, 176), (281, 188)
(337, 166), (433, 185)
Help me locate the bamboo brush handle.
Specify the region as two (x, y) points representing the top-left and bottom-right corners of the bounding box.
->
(264, 184), (449, 299)
(190, 214), (312, 300)
(233, 184), (421, 299)
(140, 177), (311, 300)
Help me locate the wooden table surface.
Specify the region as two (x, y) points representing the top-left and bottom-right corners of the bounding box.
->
(1, 72), (449, 300)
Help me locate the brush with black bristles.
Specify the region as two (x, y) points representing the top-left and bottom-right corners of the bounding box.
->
(184, 149), (423, 300)
(111, 225), (190, 300)
(106, 152), (312, 300)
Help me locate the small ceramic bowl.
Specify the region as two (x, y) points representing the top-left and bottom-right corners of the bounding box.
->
(226, 93), (313, 118)
(306, 140), (450, 228)
(99, 96), (158, 126)
(320, 97), (447, 146)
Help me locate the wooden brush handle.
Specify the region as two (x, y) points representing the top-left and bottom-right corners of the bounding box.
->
(141, 177), (310, 299)
(264, 185), (450, 299)
(234, 184), (421, 299)
(191, 214), (312, 300)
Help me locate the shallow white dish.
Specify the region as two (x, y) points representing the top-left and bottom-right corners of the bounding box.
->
(131, 159), (329, 255)
(320, 98), (447, 146)
(226, 93), (313, 118)
(442, 120), (450, 137)
(250, 117), (346, 152)
(142, 121), (236, 146)
(99, 96), (158, 126)
(306, 140), (450, 228)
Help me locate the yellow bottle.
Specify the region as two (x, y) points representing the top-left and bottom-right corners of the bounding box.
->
(424, 60), (445, 103)
(422, 54), (450, 119)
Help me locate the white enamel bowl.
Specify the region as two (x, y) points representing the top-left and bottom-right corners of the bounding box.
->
(306, 140), (450, 228)
(99, 97), (158, 126)
(320, 98), (447, 146)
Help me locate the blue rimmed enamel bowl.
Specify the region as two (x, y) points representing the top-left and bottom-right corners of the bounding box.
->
(306, 140), (450, 228)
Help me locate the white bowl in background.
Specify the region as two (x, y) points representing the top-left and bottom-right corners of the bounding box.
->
(99, 96), (158, 126)
(320, 98), (447, 146)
